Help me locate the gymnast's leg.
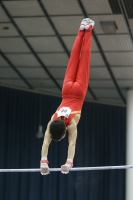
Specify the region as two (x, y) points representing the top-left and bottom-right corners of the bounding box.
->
(75, 25), (93, 97)
(62, 30), (85, 93)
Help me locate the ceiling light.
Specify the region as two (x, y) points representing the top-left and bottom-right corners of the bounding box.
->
(36, 95), (44, 139)
(100, 21), (117, 33)
(36, 125), (44, 139)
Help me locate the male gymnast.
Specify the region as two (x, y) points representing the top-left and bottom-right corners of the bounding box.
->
(40, 18), (95, 175)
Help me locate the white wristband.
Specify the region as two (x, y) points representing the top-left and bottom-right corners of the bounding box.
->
(67, 159), (73, 162)
(41, 157), (47, 160)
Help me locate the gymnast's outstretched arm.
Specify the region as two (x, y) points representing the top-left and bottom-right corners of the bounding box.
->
(61, 114), (80, 174)
(67, 122), (77, 160)
(41, 123), (51, 157)
(40, 121), (52, 175)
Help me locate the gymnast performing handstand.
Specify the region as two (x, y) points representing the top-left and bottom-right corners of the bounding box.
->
(40, 18), (95, 175)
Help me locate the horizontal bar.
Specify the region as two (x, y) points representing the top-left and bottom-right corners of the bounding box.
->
(0, 165), (133, 173)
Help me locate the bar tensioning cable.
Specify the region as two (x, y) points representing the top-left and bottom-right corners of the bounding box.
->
(0, 165), (133, 172)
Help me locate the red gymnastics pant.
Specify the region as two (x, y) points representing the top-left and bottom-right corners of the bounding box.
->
(62, 26), (92, 99)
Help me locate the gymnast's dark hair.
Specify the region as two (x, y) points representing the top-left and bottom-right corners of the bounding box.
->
(49, 120), (66, 141)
